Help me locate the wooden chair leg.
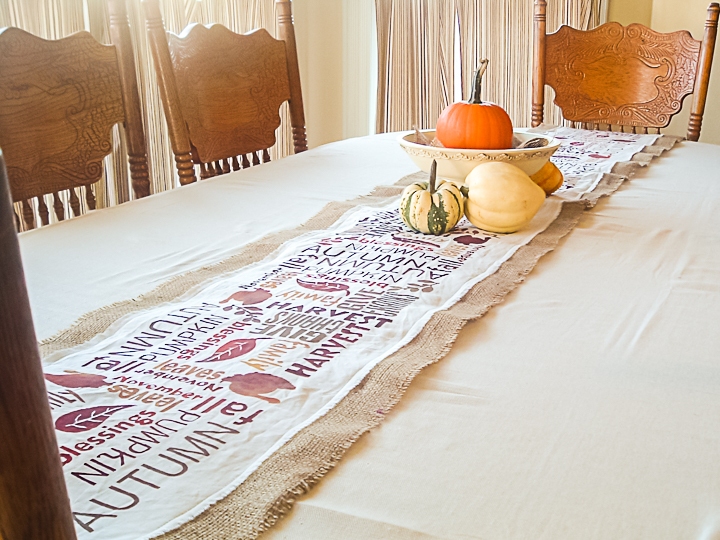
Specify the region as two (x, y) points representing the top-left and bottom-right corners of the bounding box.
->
(144, 0), (197, 185)
(532, 0), (547, 127)
(109, 0), (151, 198)
(129, 154), (151, 196)
(277, 0), (308, 153)
(175, 153), (196, 185)
(291, 126), (308, 153)
(687, 3), (719, 141)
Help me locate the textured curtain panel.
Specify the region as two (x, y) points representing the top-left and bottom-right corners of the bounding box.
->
(376, 0), (456, 134)
(0, 0), (292, 228)
(375, 0), (605, 133)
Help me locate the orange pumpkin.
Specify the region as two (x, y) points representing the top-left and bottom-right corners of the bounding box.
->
(436, 60), (513, 150)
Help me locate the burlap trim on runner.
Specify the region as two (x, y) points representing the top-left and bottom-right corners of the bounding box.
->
(39, 135), (681, 539)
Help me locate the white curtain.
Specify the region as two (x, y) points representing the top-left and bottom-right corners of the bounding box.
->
(375, 0), (606, 133)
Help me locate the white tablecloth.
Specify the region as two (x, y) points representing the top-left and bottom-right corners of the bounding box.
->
(20, 134), (720, 540)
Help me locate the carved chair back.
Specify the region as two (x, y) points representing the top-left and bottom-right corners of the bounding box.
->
(0, 0), (150, 230)
(532, 0), (719, 140)
(143, 0), (307, 184)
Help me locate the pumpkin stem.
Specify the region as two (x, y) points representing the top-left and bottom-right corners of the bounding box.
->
(429, 160), (437, 193)
(468, 59), (489, 104)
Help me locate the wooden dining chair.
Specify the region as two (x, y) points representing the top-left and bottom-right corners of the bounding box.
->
(142, 0), (307, 184)
(532, 0), (719, 140)
(0, 0), (150, 230)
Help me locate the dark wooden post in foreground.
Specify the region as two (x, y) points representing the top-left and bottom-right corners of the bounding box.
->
(0, 150), (77, 539)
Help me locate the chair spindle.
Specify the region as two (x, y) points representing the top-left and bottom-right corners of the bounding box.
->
(199, 162), (211, 180)
(68, 189), (81, 217)
(37, 196), (50, 226)
(52, 192), (64, 222)
(21, 200), (35, 230)
(85, 186), (96, 210)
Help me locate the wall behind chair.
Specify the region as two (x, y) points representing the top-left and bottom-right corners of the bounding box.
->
(293, 0), (343, 148)
(293, 0), (376, 149)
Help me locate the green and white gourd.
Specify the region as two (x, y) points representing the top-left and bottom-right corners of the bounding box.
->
(399, 160), (465, 235)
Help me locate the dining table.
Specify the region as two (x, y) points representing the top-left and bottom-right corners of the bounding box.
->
(18, 129), (720, 540)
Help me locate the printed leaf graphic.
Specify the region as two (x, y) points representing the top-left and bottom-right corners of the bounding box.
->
(296, 279), (350, 295)
(222, 372), (296, 403)
(55, 405), (134, 433)
(220, 289), (272, 305)
(199, 338), (265, 363)
(44, 372), (109, 388)
(453, 235), (490, 246)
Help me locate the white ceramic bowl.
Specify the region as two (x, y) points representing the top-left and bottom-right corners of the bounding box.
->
(399, 129), (561, 184)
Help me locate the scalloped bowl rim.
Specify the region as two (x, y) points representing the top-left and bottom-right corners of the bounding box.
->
(398, 129), (562, 181)
(398, 129), (561, 157)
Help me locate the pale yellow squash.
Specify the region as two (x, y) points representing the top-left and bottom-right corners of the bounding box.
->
(464, 162), (546, 233)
